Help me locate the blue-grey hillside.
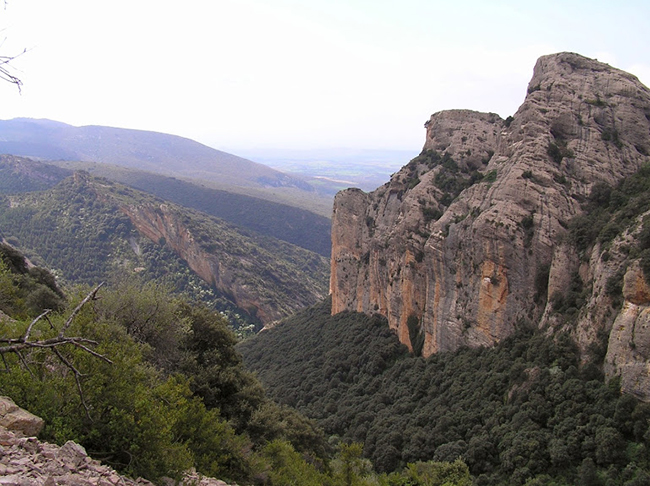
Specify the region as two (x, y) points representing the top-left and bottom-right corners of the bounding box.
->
(0, 118), (333, 215)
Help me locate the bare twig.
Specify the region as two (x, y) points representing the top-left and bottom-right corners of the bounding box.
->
(15, 350), (34, 377)
(60, 283), (103, 338)
(22, 310), (51, 343)
(0, 284), (112, 419)
(0, 50), (25, 93)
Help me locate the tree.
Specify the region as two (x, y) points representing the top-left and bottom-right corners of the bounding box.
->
(404, 458), (472, 486)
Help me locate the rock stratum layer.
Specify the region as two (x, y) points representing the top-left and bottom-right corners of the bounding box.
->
(330, 53), (650, 397)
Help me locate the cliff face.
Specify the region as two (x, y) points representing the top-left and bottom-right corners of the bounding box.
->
(331, 53), (650, 388)
(116, 200), (329, 324)
(120, 201), (328, 323)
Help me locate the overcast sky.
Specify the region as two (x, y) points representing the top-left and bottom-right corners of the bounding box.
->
(1, 0), (648, 153)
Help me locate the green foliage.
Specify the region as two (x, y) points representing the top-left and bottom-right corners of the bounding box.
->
(421, 206), (442, 223)
(0, 243), (65, 317)
(114, 170), (332, 257)
(0, 276), (329, 484)
(241, 299), (650, 484)
(534, 264), (550, 304)
(482, 170), (497, 183)
(601, 128), (623, 149)
(0, 172), (330, 333)
(566, 165), (650, 262)
(550, 272), (589, 316)
(520, 214), (535, 248)
(402, 458), (472, 486)
(333, 442), (367, 486)
(407, 314), (424, 357)
(262, 440), (332, 486)
(547, 141), (574, 164)
(0, 155), (70, 193)
(403, 150), (488, 210)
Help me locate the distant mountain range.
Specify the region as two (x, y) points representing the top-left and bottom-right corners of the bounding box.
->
(0, 118), (334, 215)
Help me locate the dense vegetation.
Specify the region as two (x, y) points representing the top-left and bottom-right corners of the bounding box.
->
(103, 169), (332, 257)
(0, 172), (329, 333)
(0, 246), (475, 485)
(0, 247), (323, 483)
(240, 298), (650, 485)
(397, 149), (493, 223)
(0, 154), (71, 193)
(0, 242), (65, 318)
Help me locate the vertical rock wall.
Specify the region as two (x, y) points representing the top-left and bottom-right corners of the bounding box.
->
(330, 52), (650, 363)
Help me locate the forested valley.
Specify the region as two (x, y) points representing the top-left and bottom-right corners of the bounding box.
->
(240, 298), (650, 485)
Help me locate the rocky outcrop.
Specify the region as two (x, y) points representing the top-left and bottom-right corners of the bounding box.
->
(0, 397), (44, 438)
(604, 263), (650, 399)
(58, 172), (330, 326)
(119, 201), (328, 324)
(331, 52), (650, 360)
(0, 397), (234, 486)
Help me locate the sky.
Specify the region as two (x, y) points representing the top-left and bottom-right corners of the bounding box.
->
(0, 0), (649, 154)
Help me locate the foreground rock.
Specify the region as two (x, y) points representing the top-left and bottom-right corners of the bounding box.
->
(0, 396), (44, 438)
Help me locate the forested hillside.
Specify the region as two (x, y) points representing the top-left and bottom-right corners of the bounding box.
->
(0, 170), (329, 331)
(238, 156), (650, 485)
(239, 297), (650, 485)
(0, 243), (328, 483)
(0, 155), (331, 256)
(0, 118), (335, 215)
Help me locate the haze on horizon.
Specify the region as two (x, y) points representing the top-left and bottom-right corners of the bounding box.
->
(0, 0), (648, 155)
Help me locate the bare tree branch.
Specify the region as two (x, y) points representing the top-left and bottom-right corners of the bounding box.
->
(22, 309), (51, 343)
(60, 283), (104, 337)
(0, 284), (112, 420)
(0, 0), (26, 92)
(0, 49), (25, 93)
(52, 347), (93, 420)
(0, 284), (112, 363)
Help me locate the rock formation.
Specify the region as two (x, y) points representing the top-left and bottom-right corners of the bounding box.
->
(330, 52), (650, 397)
(120, 201), (327, 323)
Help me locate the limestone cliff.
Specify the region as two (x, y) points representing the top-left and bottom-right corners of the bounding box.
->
(330, 52), (650, 386)
(119, 200), (329, 323)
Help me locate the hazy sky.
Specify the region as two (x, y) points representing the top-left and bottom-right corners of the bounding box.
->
(1, 0), (648, 153)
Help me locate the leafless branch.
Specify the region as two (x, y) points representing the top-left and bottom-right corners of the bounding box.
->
(52, 347), (93, 420)
(15, 350), (34, 377)
(22, 310), (51, 343)
(0, 50), (25, 93)
(60, 283), (104, 337)
(0, 284), (113, 418)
